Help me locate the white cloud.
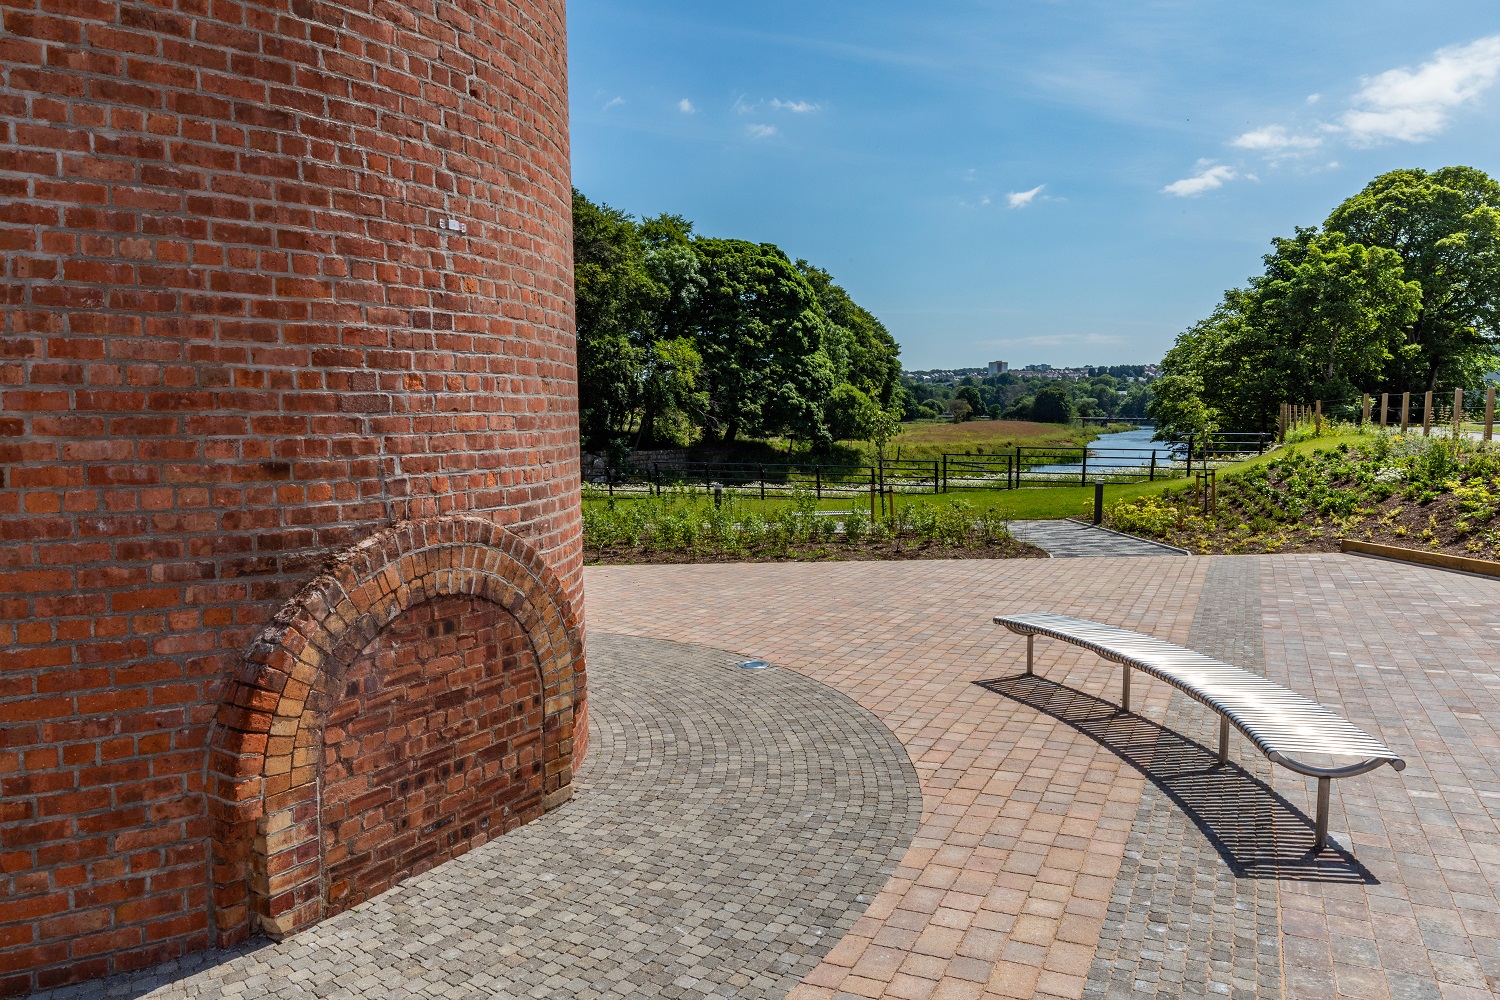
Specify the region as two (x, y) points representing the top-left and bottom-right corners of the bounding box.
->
(1339, 34), (1500, 144)
(770, 99), (819, 113)
(1230, 125), (1322, 152)
(602, 96), (624, 111)
(745, 123), (777, 140)
(1306, 93), (1322, 105)
(1007, 184), (1045, 209)
(1162, 162), (1237, 197)
(678, 98), (696, 114)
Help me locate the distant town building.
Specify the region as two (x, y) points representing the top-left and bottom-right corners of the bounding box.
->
(987, 360), (1009, 375)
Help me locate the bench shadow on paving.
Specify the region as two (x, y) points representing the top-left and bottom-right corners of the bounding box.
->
(36, 634), (922, 1000)
(975, 674), (1375, 884)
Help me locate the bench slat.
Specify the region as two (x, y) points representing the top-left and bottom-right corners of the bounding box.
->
(994, 612), (1404, 775)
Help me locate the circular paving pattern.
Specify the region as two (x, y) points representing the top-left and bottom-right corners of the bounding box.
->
(42, 634), (921, 1000)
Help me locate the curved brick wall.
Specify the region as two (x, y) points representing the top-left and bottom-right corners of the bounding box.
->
(0, 0), (580, 990)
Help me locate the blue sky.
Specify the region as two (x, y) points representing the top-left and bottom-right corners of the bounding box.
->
(568, 2), (1500, 370)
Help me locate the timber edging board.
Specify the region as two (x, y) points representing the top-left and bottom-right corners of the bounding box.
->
(1340, 538), (1500, 579)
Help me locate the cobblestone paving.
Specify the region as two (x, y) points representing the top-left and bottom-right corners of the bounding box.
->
(1007, 520), (1186, 558)
(588, 558), (1207, 1000)
(33, 634), (921, 1000)
(587, 555), (1500, 999)
(1080, 557), (1283, 1000)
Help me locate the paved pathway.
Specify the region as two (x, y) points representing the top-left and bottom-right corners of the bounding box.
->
(34, 635), (921, 1000)
(587, 555), (1500, 1000)
(39, 554), (1500, 1000)
(1081, 558), (1282, 999)
(1007, 520), (1185, 558)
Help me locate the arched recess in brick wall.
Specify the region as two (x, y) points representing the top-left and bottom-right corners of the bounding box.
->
(205, 516), (586, 945)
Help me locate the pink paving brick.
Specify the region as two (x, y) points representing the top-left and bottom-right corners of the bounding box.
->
(586, 553), (1500, 999)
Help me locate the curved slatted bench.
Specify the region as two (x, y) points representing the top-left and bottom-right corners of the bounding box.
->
(994, 612), (1405, 850)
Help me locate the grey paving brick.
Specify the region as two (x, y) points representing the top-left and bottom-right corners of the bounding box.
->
(1084, 558), (1284, 1000)
(35, 635), (920, 1000)
(1007, 519), (1186, 558)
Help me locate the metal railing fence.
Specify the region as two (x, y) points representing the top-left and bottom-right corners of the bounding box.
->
(587, 432), (1273, 498)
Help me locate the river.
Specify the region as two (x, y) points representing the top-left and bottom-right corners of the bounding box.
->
(1026, 425), (1182, 476)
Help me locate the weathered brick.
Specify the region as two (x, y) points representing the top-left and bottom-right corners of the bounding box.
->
(0, 0), (584, 987)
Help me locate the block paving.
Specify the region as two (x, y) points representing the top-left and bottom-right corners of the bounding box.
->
(1082, 557), (1281, 999)
(31, 634), (920, 999)
(29, 552), (1500, 999)
(1006, 520), (1186, 558)
(587, 554), (1500, 999)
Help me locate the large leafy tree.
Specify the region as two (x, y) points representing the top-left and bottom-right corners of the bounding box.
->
(571, 192), (898, 454)
(1325, 166), (1500, 393)
(690, 239), (836, 445)
(1150, 235), (1418, 435)
(1247, 229), (1420, 411)
(1030, 384), (1075, 424)
(1152, 166), (1498, 436)
(797, 262), (902, 406)
(572, 189), (654, 451)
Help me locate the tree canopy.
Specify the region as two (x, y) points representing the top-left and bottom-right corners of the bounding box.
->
(572, 190), (901, 454)
(1151, 166), (1500, 435)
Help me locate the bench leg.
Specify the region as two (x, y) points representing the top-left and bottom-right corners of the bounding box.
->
(1026, 635), (1033, 676)
(1121, 663), (1131, 714)
(1313, 776), (1330, 851)
(1218, 716), (1229, 766)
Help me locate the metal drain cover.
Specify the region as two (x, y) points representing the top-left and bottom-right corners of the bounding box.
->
(738, 659), (772, 670)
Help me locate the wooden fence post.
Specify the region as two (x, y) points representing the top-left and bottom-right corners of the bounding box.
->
(1423, 389), (1433, 436)
(1379, 392), (1388, 428)
(1362, 393), (1371, 425)
(1401, 392), (1410, 432)
(1314, 399), (1322, 435)
(1487, 386), (1496, 443)
(1455, 387), (1465, 437)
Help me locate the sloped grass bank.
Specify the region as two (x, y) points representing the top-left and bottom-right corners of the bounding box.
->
(1105, 431), (1500, 557)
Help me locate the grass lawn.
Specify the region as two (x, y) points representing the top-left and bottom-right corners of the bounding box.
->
(583, 430), (1373, 522)
(866, 418), (1125, 462)
(585, 478), (1178, 522)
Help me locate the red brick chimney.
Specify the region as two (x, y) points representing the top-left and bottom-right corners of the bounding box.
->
(0, 0), (585, 990)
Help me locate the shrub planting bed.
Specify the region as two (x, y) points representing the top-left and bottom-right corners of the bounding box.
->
(583, 487), (1046, 564)
(1105, 432), (1500, 557)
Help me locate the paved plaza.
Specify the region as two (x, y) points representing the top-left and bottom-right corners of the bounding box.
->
(588, 554), (1500, 1000)
(34, 636), (920, 999)
(35, 552), (1500, 999)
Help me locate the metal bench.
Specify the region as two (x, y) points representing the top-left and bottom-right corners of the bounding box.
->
(994, 612), (1405, 850)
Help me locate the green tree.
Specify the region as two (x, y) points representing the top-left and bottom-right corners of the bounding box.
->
(572, 189), (654, 452)
(1249, 228), (1419, 404)
(1152, 233), (1419, 434)
(1325, 166), (1500, 393)
(1030, 384), (1075, 424)
(955, 384), (985, 417)
(797, 261), (902, 405)
(636, 337), (706, 448)
(825, 383), (879, 441)
(690, 239), (836, 446)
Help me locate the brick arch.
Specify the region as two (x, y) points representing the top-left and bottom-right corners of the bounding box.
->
(205, 516), (585, 945)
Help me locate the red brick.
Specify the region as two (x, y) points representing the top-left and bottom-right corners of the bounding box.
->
(0, 0), (583, 988)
